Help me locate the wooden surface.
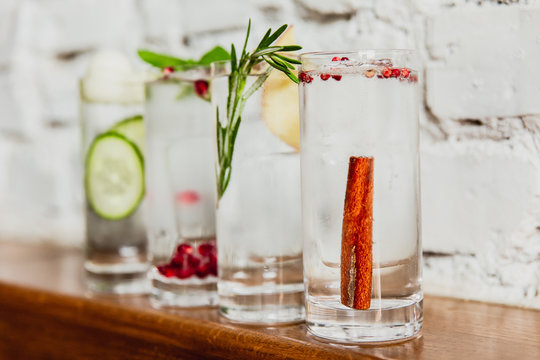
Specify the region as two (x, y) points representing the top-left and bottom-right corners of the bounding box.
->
(0, 241), (539, 360)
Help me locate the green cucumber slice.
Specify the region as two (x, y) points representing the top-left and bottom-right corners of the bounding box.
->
(111, 115), (145, 154)
(85, 132), (145, 220)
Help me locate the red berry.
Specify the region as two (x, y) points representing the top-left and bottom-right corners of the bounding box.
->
(391, 68), (401, 78)
(382, 67), (392, 78)
(401, 68), (410, 78)
(332, 75), (342, 81)
(170, 255), (183, 268)
(331, 56), (341, 61)
(187, 254), (200, 268)
(157, 265), (175, 278)
(209, 253), (217, 265)
(198, 243), (215, 256)
(320, 74), (330, 81)
(163, 67), (174, 77)
(176, 190), (200, 205)
(341, 57), (349, 61)
(300, 72), (313, 84)
(176, 243), (193, 255)
(176, 268), (195, 279)
(195, 264), (209, 278)
(194, 80), (209, 98)
(208, 262), (218, 276)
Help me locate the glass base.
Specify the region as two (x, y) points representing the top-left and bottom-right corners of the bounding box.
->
(85, 262), (150, 295)
(306, 294), (423, 343)
(218, 282), (305, 324)
(151, 271), (218, 308)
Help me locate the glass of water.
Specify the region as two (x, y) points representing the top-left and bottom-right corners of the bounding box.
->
(80, 51), (149, 294)
(211, 61), (304, 324)
(145, 65), (218, 307)
(299, 50), (422, 343)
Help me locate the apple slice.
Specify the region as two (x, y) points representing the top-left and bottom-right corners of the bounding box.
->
(262, 26), (300, 150)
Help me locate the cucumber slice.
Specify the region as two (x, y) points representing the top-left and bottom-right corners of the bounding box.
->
(111, 115), (145, 154)
(85, 132), (145, 220)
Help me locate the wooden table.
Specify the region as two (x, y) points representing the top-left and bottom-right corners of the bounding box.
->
(0, 241), (538, 359)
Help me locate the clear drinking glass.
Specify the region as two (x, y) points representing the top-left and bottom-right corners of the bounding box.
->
(211, 62), (304, 324)
(145, 66), (218, 307)
(299, 50), (422, 343)
(80, 75), (150, 294)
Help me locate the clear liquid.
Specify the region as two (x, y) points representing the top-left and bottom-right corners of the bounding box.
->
(145, 76), (217, 306)
(300, 63), (422, 342)
(80, 101), (149, 294)
(219, 254), (304, 324)
(212, 76), (304, 322)
(145, 79), (215, 256)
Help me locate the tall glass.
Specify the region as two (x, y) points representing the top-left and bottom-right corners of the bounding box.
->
(145, 66), (217, 307)
(299, 50), (422, 343)
(211, 62), (304, 324)
(80, 75), (149, 294)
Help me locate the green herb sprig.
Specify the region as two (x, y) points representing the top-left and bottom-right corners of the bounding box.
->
(216, 20), (301, 201)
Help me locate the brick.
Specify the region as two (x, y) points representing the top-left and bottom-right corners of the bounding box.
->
(15, 0), (140, 53)
(0, 0), (17, 65)
(178, 0), (255, 34)
(295, 0), (370, 15)
(0, 71), (20, 132)
(426, 7), (540, 118)
(0, 127), (83, 245)
(421, 140), (537, 254)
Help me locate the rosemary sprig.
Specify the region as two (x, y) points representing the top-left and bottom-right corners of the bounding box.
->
(215, 20), (301, 201)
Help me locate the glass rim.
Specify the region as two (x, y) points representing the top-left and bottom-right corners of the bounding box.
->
(300, 49), (416, 60)
(299, 49), (418, 71)
(299, 49), (417, 63)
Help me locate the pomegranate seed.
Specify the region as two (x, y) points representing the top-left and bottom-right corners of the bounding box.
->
(320, 74), (331, 81)
(391, 68), (401, 78)
(194, 80), (209, 97)
(198, 243), (215, 256)
(208, 263), (218, 276)
(341, 57), (349, 61)
(331, 56), (341, 61)
(176, 243), (193, 255)
(176, 190), (200, 205)
(332, 75), (342, 81)
(209, 253), (217, 265)
(163, 67), (174, 77)
(382, 67), (392, 78)
(365, 69), (375, 78)
(196, 264), (209, 278)
(176, 268), (195, 279)
(187, 254), (200, 268)
(401, 68), (410, 78)
(157, 265), (175, 278)
(170, 255), (183, 268)
(300, 72), (313, 83)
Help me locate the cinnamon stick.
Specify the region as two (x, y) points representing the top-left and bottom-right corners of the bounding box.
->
(341, 156), (374, 310)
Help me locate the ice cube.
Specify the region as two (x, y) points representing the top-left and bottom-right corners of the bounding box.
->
(81, 50), (145, 104)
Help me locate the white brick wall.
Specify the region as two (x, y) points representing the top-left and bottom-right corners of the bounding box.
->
(0, 0), (538, 308)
